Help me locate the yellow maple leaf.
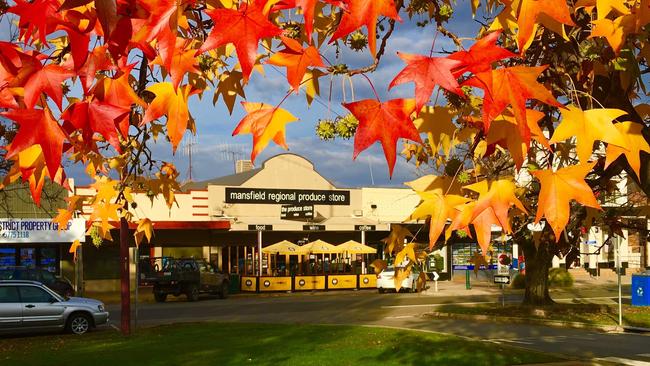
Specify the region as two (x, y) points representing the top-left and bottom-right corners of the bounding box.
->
(134, 218), (154, 247)
(233, 102), (299, 162)
(549, 105), (628, 163)
(605, 122), (650, 179)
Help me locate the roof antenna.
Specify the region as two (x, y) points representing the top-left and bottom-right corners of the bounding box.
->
(217, 143), (247, 174)
(180, 134), (198, 183)
(368, 156), (375, 186)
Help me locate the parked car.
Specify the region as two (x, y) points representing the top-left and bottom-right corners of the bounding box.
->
(376, 266), (420, 293)
(0, 267), (74, 297)
(0, 280), (108, 335)
(140, 257), (229, 302)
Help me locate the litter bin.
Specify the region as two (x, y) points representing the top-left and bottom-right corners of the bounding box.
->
(631, 274), (650, 306)
(229, 273), (240, 294)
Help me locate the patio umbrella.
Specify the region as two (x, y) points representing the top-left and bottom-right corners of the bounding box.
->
(262, 240), (301, 255)
(336, 240), (376, 254)
(299, 239), (342, 254)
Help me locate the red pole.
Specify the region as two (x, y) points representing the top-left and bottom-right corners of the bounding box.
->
(120, 216), (131, 335)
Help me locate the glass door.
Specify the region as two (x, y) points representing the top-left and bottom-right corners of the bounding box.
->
(20, 248), (35, 267)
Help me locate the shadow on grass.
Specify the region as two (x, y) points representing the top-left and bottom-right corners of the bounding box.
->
(0, 322), (558, 366)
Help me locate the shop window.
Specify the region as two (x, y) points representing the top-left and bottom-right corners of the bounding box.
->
(39, 247), (58, 273)
(0, 248), (16, 267)
(20, 248), (35, 267)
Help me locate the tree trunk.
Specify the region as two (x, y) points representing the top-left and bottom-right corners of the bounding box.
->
(120, 216), (131, 335)
(521, 238), (555, 306)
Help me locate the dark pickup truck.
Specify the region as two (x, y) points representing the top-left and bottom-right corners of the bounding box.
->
(139, 257), (229, 302)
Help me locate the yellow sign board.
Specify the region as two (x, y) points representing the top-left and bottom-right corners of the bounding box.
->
(358, 274), (377, 288)
(328, 275), (357, 290)
(294, 275), (326, 290)
(259, 276), (292, 292)
(241, 276), (257, 292)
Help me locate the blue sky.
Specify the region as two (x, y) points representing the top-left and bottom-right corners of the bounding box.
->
(130, 3), (481, 189)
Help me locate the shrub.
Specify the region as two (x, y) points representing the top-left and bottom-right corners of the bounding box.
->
(511, 273), (526, 289)
(509, 268), (574, 289)
(548, 268), (574, 288)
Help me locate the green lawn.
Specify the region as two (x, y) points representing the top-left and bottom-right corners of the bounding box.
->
(0, 323), (562, 366)
(432, 303), (650, 328)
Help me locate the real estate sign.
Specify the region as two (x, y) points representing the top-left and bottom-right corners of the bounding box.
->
(0, 218), (86, 243)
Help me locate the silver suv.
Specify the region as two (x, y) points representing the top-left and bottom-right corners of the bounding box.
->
(0, 280), (109, 335)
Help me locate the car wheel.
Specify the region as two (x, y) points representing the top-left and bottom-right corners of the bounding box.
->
(187, 284), (199, 302)
(378, 288), (385, 294)
(219, 282), (229, 299)
(67, 313), (92, 335)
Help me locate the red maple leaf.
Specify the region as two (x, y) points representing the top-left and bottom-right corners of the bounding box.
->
(389, 52), (463, 113)
(270, 0), (346, 42)
(197, 0), (283, 81)
(464, 65), (561, 142)
(61, 99), (131, 152)
(329, 0), (401, 56)
(8, 0), (61, 45)
(23, 64), (75, 110)
(2, 108), (67, 179)
(70, 45), (115, 94)
(342, 98), (421, 177)
(267, 36), (325, 92)
(449, 30), (516, 76)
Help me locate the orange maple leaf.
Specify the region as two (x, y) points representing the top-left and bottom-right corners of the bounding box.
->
(232, 102), (299, 162)
(267, 37), (325, 93)
(197, 0), (282, 81)
(141, 82), (195, 152)
(329, 0), (401, 56)
(515, 0), (575, 55)
(464, 179), (527, 234)
(342, 98), (421, 177)
(464, 65), (561, 143)
(532, 163), (602, 240)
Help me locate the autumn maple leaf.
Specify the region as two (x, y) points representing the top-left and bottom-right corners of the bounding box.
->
(267, 37), (325, 93)
(604, 122), (650, 179)
(23, 64), (75, 110)
(342, 98), (420, 177)
(329, 0), (401, 56)
(549, 106), (628, 163)
(154, 38), (200, 90)
(266, 0), (346, 41)
(61, 99), (131, 153)
(485, 108), (550, 169)
(449, 31), (516, 76)
(464, 179), (527, 234)
(464, 65), (561, 142)
(197, 0), (283, 81)
(8, 0), (60, 45)
(141, 83), (195, 152)
(232, 102), (299, 162)
(532, 163), (602, 240)
(1, 107), (66, 179)
(389, 53), (463, 113)
(515, 0), (575, 55)
(408, 191), (469, 248)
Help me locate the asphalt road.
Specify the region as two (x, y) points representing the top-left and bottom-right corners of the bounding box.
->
(106, 288), (650, 365)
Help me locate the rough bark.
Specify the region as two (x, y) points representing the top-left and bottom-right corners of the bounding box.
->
(521, 238), (555, 306)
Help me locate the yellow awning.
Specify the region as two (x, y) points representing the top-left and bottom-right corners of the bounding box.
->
(337, 240), (376, 254)
(262, 240), (302, 255)
(299, 239), (342, 254)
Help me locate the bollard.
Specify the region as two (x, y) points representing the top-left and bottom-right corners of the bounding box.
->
(465, 270), (471, 290)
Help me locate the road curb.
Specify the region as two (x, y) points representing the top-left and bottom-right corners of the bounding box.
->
(425, 311), (623, 333)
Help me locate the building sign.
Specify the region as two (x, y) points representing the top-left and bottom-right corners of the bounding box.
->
(226, 187), (350, 205)
(355, 225), (376, 231)
(248, 225), (273, 231)
(281, 204), (314, 219)
(303, 225), (325, 231)
(0, 218), (86, 243)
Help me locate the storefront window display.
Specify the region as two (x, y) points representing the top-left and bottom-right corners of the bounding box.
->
(452, 241), (513, 270)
